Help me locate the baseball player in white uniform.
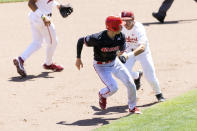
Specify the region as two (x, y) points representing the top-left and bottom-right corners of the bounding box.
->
(13, 0), (73, 77)
(119, 11), (165, 102)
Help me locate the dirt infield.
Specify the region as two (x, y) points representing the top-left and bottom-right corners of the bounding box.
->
(0, 0), (197, 131)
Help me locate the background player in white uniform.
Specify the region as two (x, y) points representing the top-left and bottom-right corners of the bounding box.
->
(120, 11), (165, 102)
(76, 16), (141, 114)
(13, 0), (73, 77)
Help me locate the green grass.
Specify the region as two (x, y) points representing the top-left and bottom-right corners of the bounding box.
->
(95, 89), (197, 131)
(0, 0), (26, 3)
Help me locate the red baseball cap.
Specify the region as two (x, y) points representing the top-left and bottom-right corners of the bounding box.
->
(121, 11), (134, 21)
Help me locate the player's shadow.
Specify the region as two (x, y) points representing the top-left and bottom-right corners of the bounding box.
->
(8, 72), (54, 82)
(137, 101), (158, 107)
(56, 117), (118, 126)
(91, 105), (128, 115)
(56, 105), (130, 126)
(143, 18), (197, 26)
(56, 102), (158, 126)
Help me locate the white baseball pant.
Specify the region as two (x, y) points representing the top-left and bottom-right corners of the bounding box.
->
(93, 58), (137, 110)
(20, 13), (58, 65)
(125, 52), (161, 95)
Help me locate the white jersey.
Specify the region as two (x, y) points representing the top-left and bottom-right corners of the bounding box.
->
(121, 21), (150, 55)
(36, 0), (57, 14)
(28, 0), (57, 24)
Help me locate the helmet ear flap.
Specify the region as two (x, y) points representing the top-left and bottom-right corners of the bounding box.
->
(106, 16), (122, 32)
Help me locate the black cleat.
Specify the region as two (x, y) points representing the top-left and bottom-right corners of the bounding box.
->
(152, 12), (165, 23)
(156, 93), (165, 102)
(134, 71), (143, 90)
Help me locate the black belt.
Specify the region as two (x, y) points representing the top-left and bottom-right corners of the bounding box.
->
(97, 60), (112, 64)
(47, 13), (52, 17)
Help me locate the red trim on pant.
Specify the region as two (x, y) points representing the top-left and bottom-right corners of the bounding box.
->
(93, 64), (111, 96)
(47, 26), (52, 44)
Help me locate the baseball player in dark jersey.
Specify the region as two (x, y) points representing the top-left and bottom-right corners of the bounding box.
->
(75, 16), (141, 114)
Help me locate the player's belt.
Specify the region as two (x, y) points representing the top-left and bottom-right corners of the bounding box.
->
(47, 13), (52, 17)
(97, 60), (112, 64)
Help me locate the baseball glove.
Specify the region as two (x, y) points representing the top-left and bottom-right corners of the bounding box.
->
(59, 4), (73, 18)
(119, 55), (127, 64)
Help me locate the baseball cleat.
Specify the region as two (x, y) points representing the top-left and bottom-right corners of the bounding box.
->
(99, 92), (107, 110)
(156, 93), (165, 102)
(13, 57), (26, 77)
(134, 71), (143, 90)
(152, 12), (165, 23)
(129, 107), (142, 114)
(43, 63), (64, 72)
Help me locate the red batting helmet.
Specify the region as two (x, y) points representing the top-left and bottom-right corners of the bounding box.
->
(105, 16), (122, 32)
(121, 11), (134, 21)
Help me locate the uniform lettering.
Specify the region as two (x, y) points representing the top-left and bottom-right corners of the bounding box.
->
(101, 46), (120, 52)
(126, 36), (138, 43)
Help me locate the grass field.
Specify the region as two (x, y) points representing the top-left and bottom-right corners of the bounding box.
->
(0, 0), (26, 3)
(95, 89), (197, 131)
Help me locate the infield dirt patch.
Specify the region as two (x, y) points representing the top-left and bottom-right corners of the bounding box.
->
(0, 0), (197, 131)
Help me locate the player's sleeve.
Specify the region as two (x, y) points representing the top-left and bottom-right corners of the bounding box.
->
(84, 34), (98, 47)
(77, 37), (85, 58)
(119, 33), (126, 52)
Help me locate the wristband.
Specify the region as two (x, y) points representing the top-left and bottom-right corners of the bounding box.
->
(127, 52), (134, 59)
(41, 14), (46, 20)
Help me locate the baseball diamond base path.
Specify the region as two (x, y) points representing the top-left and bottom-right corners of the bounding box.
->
(0, 0), (197, 131)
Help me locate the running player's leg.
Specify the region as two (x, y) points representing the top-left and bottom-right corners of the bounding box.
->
(93, 63), (118, 98)
(42, 23), (58, 65)
(94, 62), (118, 110)
(42, 23), (63, 71)
(124, 56), (139, 79)
(112, 58), (137, 110)
(158, 0), (174, 17)
(20, 22), (43, 61)
(124, 57), (143, 90)
(139, 54), (161, 95)
(13, 22), (43, 77)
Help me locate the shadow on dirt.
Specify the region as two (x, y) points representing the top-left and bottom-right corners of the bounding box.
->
(8, 72), (54, 82)
(57, 102), (158, 126)
(56, 117), (117, 126)
(91, 105), (128, 115)
(143, 18), (197, 26)
(137, 101), (158, 107)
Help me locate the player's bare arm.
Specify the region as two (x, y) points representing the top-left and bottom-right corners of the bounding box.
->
(133, 44), (145, 56)
(28, 0), (37, 11)
(120, 44), (145, 61)
(28, 0), (51, 26)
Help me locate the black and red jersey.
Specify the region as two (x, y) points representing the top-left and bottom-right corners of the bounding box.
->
(77, 30), (126, 62)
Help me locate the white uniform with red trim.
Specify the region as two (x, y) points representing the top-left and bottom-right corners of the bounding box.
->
(20, 0), (59, 65)
(122, 21), (162, 95)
